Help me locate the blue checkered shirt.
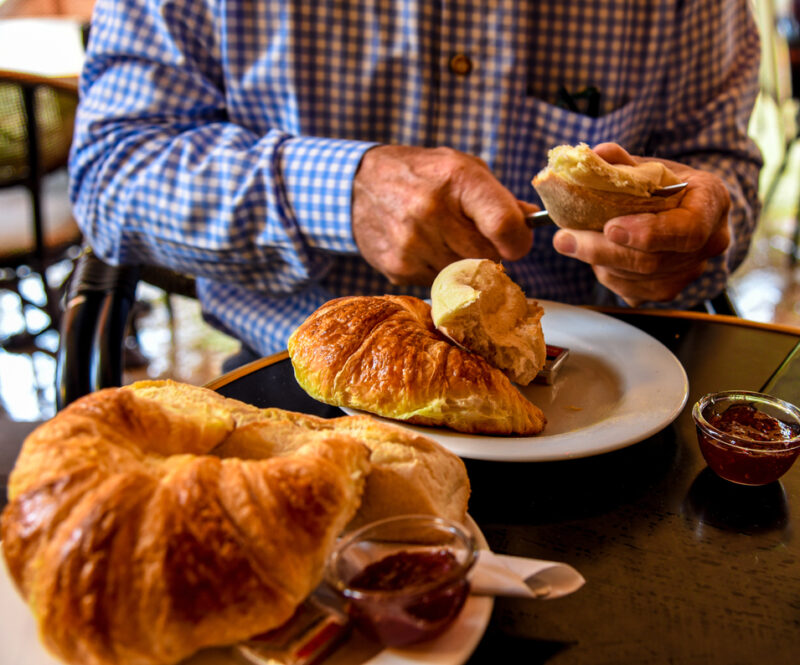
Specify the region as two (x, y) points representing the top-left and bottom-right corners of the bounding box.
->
(70, 0), (762, 357)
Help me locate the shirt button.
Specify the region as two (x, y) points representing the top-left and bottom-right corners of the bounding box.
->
(448, 53), (473, 76)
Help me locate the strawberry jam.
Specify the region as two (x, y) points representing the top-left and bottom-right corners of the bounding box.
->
(697, 402), (800, 485)
(343, 549), (469, 646)
(707, 404), (799, 442)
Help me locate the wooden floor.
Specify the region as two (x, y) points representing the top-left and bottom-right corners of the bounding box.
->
(1, 137), (800, 425)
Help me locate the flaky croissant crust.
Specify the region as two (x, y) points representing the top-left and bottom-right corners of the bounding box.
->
(288, 295), (545, 435)
(1, 380), (371, 665)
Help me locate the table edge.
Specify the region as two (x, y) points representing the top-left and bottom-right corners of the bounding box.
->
(205, 350), (289, 391)
(0, 16), (85, 91)
(587, 306), (800, 335)
(0, 70), (79, 92)
(205, 308), (800, 392)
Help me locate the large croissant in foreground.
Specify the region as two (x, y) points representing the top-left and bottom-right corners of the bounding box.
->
(1, 380), (469, 665)
(288, 295), (545, 435)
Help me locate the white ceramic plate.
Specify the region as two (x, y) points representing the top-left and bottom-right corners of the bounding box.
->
(343, 300), (688, 462)
(0, 516), (492, 665)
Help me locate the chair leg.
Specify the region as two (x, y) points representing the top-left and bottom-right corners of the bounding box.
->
(123, 304), (149, 369)
(703, 290), (740, 317)
(21, 84), (45, 270)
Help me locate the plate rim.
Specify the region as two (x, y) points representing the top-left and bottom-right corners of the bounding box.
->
(343, 300), (689, 462)
(0, 515), (493, 665)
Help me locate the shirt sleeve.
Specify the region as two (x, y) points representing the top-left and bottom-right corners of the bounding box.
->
(69, 0), (373, 296)
(641, 0), (763, 308)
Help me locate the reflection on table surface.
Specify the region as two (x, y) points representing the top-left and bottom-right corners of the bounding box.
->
(208, 308), (800, 665)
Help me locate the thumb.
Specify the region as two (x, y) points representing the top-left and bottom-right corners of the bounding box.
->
(592, 142), (636, 166)
(460, 183), (534, 260)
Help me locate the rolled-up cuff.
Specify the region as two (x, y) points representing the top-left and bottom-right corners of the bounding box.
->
(278, 136), (377, 253)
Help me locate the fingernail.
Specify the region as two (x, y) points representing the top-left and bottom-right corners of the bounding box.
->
(607, 226), (629, 245)
(554, 232), (577, 255)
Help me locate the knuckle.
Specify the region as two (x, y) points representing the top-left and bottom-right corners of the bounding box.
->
(629, 251), (662, 275)
(678, 226), (709, 253)
(708, 228), (730, 256)
(478, 208), (510, 235)
(712, 179), (731, 210)
(385, 272), (403, 285)
(650, 285), (682, 302)
(595, 266), (692, 304)
(651, 268), (705, 302)
(405, 197), (438, 222)
(381, 255), (411, 283)
(433, 146), (464, 171)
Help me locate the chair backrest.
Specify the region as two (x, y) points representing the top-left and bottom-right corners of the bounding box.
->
(56, 246), (140, 409)
(0, 82), (77, 184)
(56, 245), (198, 410)
(0, 79), (82, 351)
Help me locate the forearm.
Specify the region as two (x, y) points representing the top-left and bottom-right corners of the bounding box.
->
(69, 0), (373, 295)
(71, 117), (370, 292)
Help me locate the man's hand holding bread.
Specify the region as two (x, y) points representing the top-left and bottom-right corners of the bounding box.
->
(352, 141), (731, 307)
(537, 142), (732, 306)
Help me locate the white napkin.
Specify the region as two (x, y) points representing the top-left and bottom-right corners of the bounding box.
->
(469, 550), (585, 599)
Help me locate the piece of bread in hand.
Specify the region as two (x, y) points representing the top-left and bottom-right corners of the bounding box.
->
(431, 258), (546, 386)
(532, 142), (684, 230)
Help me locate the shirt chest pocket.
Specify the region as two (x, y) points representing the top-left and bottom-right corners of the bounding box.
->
(502, 95), (654, 202)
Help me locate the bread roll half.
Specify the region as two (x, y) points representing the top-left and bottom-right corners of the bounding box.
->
(431, 259), (546, 386)
(213, 408), (471, 532)
(532, 143), (684, 230)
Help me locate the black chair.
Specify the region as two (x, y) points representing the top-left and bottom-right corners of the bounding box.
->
(56, 245), (196, 410)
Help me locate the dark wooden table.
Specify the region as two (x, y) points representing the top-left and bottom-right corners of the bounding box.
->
(206, 309), (800, 665)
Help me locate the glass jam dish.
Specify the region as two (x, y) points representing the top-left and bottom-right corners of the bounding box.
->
(324, 515), (477, 647)
(692, 391), (800, 486)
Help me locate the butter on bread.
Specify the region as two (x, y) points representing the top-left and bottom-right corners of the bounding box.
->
(431, 259), (546, 386)
(532, 142), (684, 230)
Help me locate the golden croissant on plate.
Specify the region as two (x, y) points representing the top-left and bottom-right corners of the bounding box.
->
(288, 294), (545, 435)
(0, 379), (468, 665)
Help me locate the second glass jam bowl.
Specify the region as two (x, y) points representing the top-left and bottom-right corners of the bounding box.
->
(692, 391), (800, 486)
